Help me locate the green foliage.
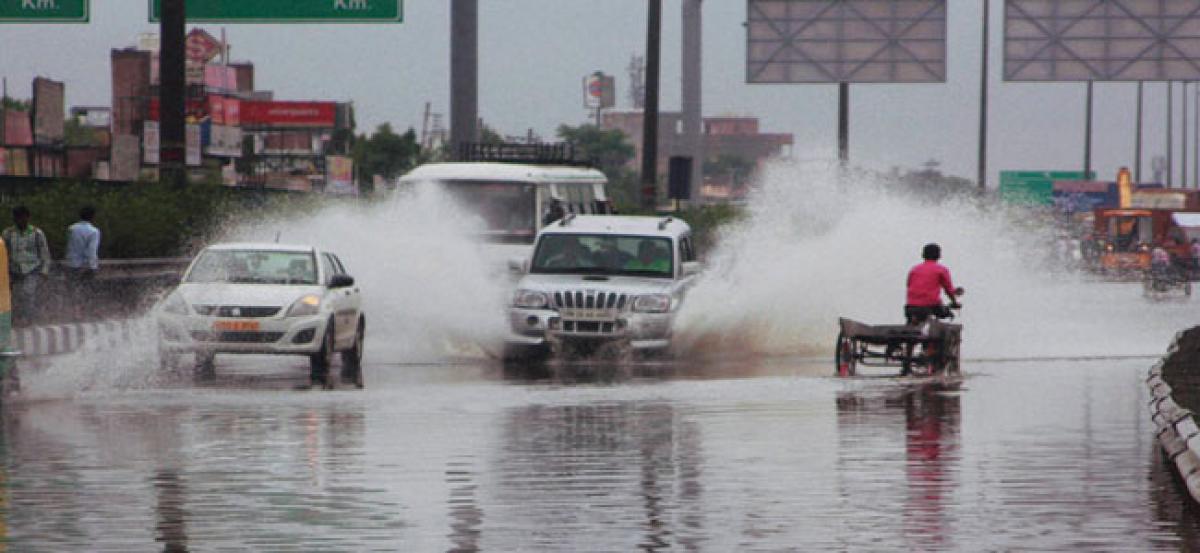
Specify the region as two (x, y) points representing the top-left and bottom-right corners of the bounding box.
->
(63, 118), (98, 147)
(671, 203), (746, 253)
(0, 180), (334, 259)
(556, 124), (641, 210)
(1, 97), (30, 111)
(351, 123), (422, 188)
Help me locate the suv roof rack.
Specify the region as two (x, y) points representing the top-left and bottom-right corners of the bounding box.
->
(558, 213), (577, 227)
(658, 216), (674, 231)
(454, 142), (595, 167)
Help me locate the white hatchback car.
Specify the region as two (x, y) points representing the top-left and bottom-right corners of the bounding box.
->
(156, 243), (365, 388)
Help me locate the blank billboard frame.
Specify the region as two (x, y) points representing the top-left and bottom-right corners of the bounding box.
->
(1005, 0), (1200, 82)
(746, 0), (947, 84)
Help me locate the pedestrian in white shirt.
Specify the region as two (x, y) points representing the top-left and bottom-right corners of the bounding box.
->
(64, 206), (100, 320)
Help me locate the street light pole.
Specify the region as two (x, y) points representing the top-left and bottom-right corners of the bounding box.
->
(1135, 81), (1143, 183)
(1084, 80), (1093, 178)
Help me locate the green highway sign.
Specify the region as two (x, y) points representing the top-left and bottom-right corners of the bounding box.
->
(999, 170), (1095, 206)
(149, 0), (402, 23)
(0, 0), (89, 23)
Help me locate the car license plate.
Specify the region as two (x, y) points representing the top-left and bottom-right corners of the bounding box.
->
(214, 320), (259, 332)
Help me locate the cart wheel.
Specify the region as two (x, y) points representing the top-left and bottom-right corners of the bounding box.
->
(941, 333), (962, 375)
(835, 332), (857, 377)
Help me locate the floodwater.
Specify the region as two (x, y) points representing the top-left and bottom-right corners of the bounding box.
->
(0, 353), (1196, 551)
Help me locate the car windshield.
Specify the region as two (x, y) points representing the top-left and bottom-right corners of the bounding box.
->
(531, 234), (673, 278)
(186, 250), (319, 285)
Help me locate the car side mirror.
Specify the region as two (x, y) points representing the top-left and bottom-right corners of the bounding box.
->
(508, 256), (529, 275)
(330, 274), (355, 288)
(681, 261), (702, 277)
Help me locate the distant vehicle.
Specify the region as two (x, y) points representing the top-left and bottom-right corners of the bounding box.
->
(504, 214), (702, 360)
(155, 243), (365, 389)
(1092, 208), (1200, 276)
(396, 143), (611, 259)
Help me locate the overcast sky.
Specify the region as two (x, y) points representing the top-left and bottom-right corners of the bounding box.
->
(0, 1), (1189, 186)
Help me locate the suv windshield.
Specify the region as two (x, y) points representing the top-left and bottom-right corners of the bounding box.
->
(186, 250), (319, 285)
(531, 234), (673, 278)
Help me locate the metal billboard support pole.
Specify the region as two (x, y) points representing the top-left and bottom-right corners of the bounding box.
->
(1084, 80), (1093, 179)
(1136, 81), (1143, 183)
(160, 0), (186, 186)
(681, 0), (703, 204)
(1194, 83), (1199, 188)
(978, 0), (990, 193)
(838, 82), (849, 167)
(450, 0), (479, 154)
(641, 0), (663, 211)
(1169, 81), (1174, 187)
(1185, 82), (1191, 188)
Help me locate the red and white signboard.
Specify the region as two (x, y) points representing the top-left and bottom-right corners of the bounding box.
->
(241, 101), (336, 127)
(186, 29), (222, 63)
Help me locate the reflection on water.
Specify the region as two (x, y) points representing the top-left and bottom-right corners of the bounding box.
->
(488, 401), (704, 551)
(836, 384), (961, 550)
(0, 359), (1196, 550)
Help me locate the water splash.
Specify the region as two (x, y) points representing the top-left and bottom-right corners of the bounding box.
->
(674, 160), (1193, 360)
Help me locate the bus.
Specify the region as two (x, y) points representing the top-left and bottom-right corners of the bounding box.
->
(396, 144), (611, 246)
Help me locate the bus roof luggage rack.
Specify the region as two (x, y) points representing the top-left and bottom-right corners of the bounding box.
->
(454, 142), (595, 167)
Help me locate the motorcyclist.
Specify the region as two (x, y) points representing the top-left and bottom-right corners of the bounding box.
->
(1150, 245), (1174, 282)
(905, 243), (961, 326)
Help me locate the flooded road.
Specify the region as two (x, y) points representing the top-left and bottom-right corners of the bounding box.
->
(0, 355), (1194, 551)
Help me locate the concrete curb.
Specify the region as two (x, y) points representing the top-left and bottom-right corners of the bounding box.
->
(1148, 330), (1200, 502)
(12, 320), (148, 357)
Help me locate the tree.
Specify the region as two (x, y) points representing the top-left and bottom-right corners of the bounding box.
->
(64, 118), (97, 147)
(556, 124), (642, 209)
(350, 123), (422, 187)
(1, 97), (30, 111)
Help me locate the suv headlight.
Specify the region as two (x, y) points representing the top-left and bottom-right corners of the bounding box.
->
(632, 294), (671, 313)
(513, 289), (549, 309)
(286, 295), (322, 317)
(160, 292), (190, 315)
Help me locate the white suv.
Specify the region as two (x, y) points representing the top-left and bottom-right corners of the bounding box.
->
(156, 243), (365, 388)
(505, 215), (701, 359)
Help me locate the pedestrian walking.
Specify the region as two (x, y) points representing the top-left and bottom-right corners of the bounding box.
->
(1, 206), (52, 326)
(64, 206), (100, 320)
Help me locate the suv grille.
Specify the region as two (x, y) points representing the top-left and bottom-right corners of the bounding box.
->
(193, 305), (282, 318)
(551, 291), (628, 310)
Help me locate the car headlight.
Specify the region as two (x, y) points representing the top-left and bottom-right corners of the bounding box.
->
(632, 294), (671, 313)
(513, 289), (549, 309)
(286, 294), (322, 317)
(160, 292), (189, 315)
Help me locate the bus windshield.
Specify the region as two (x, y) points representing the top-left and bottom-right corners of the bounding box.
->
(442, 180), (536, 242)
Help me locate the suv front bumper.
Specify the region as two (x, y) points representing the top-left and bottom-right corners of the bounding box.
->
(506, 307), (672, 351)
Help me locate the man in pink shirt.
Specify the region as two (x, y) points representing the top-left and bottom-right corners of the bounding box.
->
(905, 243), (960, 325)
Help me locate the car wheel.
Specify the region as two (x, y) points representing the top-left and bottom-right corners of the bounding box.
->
(340, 318), (365, 389)
(194, 351), (215, 381)
(310, 319), (336, 389)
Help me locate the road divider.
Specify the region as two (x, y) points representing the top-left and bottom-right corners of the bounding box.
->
(1148, 327), (1200, 503)
(14, 319), (149, 357)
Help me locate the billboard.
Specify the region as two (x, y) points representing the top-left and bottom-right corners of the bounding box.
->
(746, 0), (947, 83)
(186, 124), (202, 166)
(326, 155), (356, 195)
(1005, 0), (1200, 81)
(1051, 180), (1118, 213)
(143, 121), (160, 165)
(241, 101), (336, 127)
(583, 72), (616, 109)
(205, 125), (243, 158)
(32, 77), (65, 145)
(111, 135), (140, 181)
(999, 170), (1094, 205)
